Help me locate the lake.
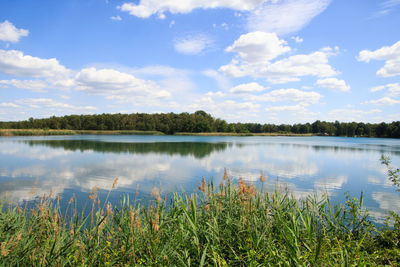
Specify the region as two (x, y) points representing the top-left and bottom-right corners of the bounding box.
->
(1, 135), (400, 222)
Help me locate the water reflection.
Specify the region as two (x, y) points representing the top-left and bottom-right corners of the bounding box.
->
(25, 140), (230, 159)
(0, 136), (399, 223)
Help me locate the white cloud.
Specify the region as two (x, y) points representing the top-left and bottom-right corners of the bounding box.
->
(247, 0), (331, 35)
(365, 97), (400, 106)
(381, 0), (400, 8)
(267, 77), (301, 84)
(133, 65), (196, 95)
(220, 46), (338, 83)
(368, 83), (400, 96)
(248, 88), (322, 103)
(133, 65), (189, 77)
(74, 67), (173, 107)
(118, 0), (266, 18)
(374, 0), (400, 17)
(316, 78), (350, 92)
(0, 20), (29, 43)
(14, 98), (96, 112)
(0, 49), (68, 77)
(221, 22), (229, 30)
(174, 34), (213, 55)
(0, 98), (96, 119)
(75, 67), (168, 97)
(220, 100), (260, 110)
(370, 85), (385, 92)
(229, 82), (266, 94)
(358, 40), (400, 77)
(291, 36), (303, 43)
(0, 102), (20, 108)
(261, 48), (338, 80)
(50, 78), (76, 90)
(225, 31), (290, 63)
(0, 79), (48, 92)
(265, 103), (308, 112)
(205, 91), (226, 97)
(387, 83), (400, 97)
(202, 69), (232, 90)
(119, 0), (330, 37)
(327, 108), (382, 122)
(110, 15), (122, 21)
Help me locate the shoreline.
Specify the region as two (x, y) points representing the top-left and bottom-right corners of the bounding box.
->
(0, 129), (317, 137)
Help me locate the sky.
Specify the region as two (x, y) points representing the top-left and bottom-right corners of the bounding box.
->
(0, 0), (399, 124)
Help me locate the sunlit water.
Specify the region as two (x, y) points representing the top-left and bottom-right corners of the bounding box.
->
(1, 135), (400, 222)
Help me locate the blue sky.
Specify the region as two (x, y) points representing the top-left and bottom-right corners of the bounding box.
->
(0, 0), (399, 123)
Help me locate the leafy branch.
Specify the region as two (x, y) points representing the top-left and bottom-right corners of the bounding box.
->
(381, 154), (400, 191)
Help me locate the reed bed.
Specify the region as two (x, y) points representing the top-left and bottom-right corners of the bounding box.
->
(0, 129), (164, 136)
(1, 176), (399, 266)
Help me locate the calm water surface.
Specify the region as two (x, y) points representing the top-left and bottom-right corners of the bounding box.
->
(1, 135), (400, 222)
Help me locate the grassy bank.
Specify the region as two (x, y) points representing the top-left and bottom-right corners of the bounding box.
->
(175, 132), (314, 136)
(1, 176), (399, 266)
(0, 129), (314, 137)
(0, 129), (164, 136)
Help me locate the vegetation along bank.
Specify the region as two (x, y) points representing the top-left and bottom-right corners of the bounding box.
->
(1, 110), (399, 137)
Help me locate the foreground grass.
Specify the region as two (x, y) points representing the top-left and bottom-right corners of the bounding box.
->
(0, 129), (164, 136)
(1, 177), (400, 266)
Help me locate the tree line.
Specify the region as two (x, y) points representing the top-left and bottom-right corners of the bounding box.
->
(0, 110), (399, 138)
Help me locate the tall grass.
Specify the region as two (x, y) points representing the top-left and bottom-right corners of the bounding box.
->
(1, 175), (399, 266)
(0, 129), (164, 136)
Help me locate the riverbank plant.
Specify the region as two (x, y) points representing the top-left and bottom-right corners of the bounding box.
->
(1, 175), (399, 266)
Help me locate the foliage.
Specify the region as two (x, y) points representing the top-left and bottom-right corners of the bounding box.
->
(1, 111), (400, 137)
(381, 155), (400, 191)
(1, 177), (400, 266)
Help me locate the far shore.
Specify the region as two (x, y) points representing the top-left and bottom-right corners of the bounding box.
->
(0, 129), (315, 137)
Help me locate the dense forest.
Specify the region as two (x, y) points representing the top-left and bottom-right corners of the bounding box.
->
(1, 110), (399, 138)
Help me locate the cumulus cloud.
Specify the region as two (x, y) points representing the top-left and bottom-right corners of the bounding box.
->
(0, 49), (68, 77)
(220, 44), (338, 83)
(387, 83), (400, 97)
(316, 78), (350, 92)
(229, 82), (266, 94)
(327, 108), (382, 122)
(118, 0), (267, 18)
(174, 34), (213, 55)
(369, 83), (400, 96)
(75, 67), (171, 104)
(358, 40), (400, 77)
(118, 0), (331, 36)
(225, 31), (290, 63)
(370, 85), (385, 92)
(265, 103), (308, 112)
(202, 69), (232, 90)
(365, 97), (400, 106)
(247, 0), (331, 35)
(0, 102), (20, 108)
(14, 98), (96, 112)
(247, 88), (322, 103)
(0, 20), (29, 43)
(0, 79), (48, 92)
(0, 98), (96, 120)
(205, 91), (226, 97)
(75, 67), (163, 95)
